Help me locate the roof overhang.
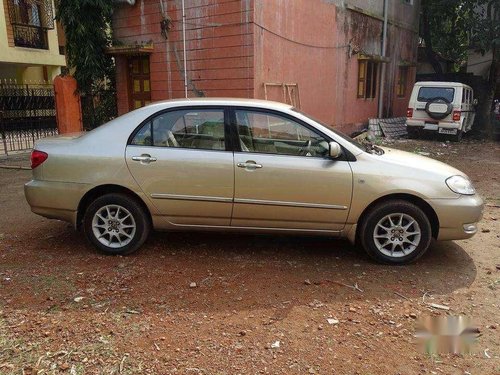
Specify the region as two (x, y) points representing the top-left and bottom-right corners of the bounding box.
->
(357, 53), (390, 63)
(105, 44), (154, 56)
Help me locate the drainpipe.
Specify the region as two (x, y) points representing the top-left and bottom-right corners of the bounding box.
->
(182, 0), (188, 98)
(378, 0), (389, 118)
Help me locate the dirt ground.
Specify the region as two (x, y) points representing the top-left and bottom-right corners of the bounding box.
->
(0, 139), (499, 374)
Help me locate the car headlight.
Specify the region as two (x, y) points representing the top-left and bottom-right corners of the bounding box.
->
(446, 175), (475, 195)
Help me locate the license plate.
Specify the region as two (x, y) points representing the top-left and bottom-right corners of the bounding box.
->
(424, 124), (438, 131)
(438, 128), (458, 135)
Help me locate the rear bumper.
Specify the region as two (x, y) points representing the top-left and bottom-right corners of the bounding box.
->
(24, 180), (90, 227)
(407, 119), (461, 129)
(427, 195), (484, 241)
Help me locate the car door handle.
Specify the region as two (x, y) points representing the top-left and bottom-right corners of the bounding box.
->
(132, 154), (157, 163)
(237, 161), (263, 169)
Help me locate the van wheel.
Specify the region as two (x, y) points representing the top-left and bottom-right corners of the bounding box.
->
(359, 200), (432, 264)
(83, 193), (150, 255)
(449, 129), (463, 142)
(407, 126), (420, 139)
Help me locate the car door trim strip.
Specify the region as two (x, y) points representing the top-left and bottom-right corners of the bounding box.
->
(234, 198), (347, 210)
(151, 194), (347, 210)
(151, 193), (232, 203)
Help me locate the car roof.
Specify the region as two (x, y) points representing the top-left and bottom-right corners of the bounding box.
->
(143, 97), (294, 111)
(414, 81), (472, 89)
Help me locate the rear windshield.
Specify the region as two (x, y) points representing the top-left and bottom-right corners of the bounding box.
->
(417, 87), (455, 103)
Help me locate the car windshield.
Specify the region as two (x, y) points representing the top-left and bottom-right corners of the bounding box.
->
(417, 87), (455, 103)
(292, 109), (386, 155)
(291, 108), (364, 150)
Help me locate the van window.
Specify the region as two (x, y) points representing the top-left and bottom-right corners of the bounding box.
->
(417, 87), (455, 103)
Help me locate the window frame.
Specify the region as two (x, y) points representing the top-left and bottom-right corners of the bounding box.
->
(357, 60), (378, 99)
(228, 107), (348, 161)
(127, 106), (232, 152)
(396, 66), (409, 98)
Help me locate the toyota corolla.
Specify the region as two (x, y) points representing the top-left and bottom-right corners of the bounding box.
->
(24, 99), (483, 264)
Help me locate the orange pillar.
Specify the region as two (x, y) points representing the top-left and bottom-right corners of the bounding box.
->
(54, 75), (83, 134)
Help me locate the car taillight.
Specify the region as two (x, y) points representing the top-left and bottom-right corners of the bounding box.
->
(406, 108), (413, 118)
(452, 110), (461, 121)
(31, 150), (48, 169)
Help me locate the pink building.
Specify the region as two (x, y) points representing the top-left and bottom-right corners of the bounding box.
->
(110, 0), (420, 134)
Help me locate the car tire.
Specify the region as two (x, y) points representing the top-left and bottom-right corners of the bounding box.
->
(359, 200), (432, 264)
(449, 129), (463, 142)
(407, 126), (420, 139)
(83, 193), (151, 255)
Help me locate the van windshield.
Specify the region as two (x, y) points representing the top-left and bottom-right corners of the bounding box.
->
(417, 87), (455, 103)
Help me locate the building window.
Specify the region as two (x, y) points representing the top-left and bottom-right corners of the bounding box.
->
(403, 0), (413, 5)
(396, 66), (409, 98)
(357, 60), (378, 99)
(6, 0), (55, 50)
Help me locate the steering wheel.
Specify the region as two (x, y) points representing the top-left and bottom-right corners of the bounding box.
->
(298, 140), (313, 156)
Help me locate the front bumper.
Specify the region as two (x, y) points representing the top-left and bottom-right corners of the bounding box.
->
(427, 194), (484, 241)
(24, 180), (90, 227)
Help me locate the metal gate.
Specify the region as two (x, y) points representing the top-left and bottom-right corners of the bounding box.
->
(0, 82), (58, 155)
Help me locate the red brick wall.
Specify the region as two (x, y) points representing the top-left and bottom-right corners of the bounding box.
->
(112, 0), (254, 115)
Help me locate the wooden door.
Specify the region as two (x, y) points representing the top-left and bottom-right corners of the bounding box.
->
(128, 56), (151, 111)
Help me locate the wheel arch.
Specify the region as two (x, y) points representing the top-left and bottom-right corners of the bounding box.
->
(355, 193), (440, 243)
(77, 184), (152, 229)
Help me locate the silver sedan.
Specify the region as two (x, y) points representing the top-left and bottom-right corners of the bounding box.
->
(25, 98), (483, 264)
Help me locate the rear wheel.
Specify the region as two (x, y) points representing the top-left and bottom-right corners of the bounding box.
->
(407, 126), (421, 139)
(359, 200), (432, 264)
(449, 129), (463, 142)
(83, 193), (150, 255)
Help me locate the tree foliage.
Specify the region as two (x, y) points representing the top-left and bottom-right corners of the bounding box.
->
(420, 0), (499, 72)
(421, 0), (499, 135)
(56, 0), (115, 95)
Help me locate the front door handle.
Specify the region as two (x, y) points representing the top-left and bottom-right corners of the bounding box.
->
(237, 161), (263, 169)
(132, 154), (157, 163)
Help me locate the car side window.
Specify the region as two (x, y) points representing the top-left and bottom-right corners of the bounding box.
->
(235, 110), (329, 157)
(130, 109), (226, 151)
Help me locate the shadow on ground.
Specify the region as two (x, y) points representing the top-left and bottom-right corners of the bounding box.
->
(1, 224), (477, 315)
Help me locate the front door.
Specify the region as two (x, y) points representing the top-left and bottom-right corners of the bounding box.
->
(125, 107), (234, 226)
(128, 56), (151, 111)
(231, 109), (353, 232)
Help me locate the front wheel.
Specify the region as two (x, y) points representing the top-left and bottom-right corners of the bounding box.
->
(83, 193), (151, 255)
(359, 200), (432, 264)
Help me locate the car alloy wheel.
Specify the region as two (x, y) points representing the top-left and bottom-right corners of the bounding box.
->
(373, 213), (421, 258)
(83, 193), (150, 255)
(359, 200), (432, 264)
(92, 204), (137, 249)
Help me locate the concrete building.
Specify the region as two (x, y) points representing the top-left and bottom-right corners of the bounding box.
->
(110, 0), (420, 133)
(0, 0), (66, 82)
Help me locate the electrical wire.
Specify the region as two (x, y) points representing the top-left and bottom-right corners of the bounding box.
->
(169, 19), (349, 50)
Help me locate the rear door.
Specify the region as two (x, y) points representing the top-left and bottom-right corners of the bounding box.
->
(231, 108), (353, 232)
(125, 107), (234, 226)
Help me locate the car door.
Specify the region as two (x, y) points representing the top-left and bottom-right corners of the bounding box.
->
(125, 107), (234, 226)
(231, 108), (353, 232)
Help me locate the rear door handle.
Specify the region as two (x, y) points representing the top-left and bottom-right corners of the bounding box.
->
(237, 161), (263, 169)
(132, 154), (157, 163)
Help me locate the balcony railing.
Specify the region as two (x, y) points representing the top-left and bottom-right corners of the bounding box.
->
(7, 0), (54, 50)
(13, 24), (48, 49)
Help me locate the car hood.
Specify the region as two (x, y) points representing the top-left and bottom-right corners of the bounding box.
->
(378, 147), (466, 178)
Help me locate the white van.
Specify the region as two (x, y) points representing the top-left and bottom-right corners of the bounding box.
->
(406, 81), (476, 141)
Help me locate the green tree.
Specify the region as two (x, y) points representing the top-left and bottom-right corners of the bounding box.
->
(420, 0), (500, 135)
(56, 0), (115, 96)
(57, 0), (117, 128)
(470, 0), (500, 136)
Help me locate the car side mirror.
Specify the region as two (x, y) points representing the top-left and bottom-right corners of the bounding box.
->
(329, 142), (342, 159)
(473, 98), (478, 106)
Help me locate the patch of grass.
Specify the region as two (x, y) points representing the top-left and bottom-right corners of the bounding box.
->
(0, 316), (144, 374)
